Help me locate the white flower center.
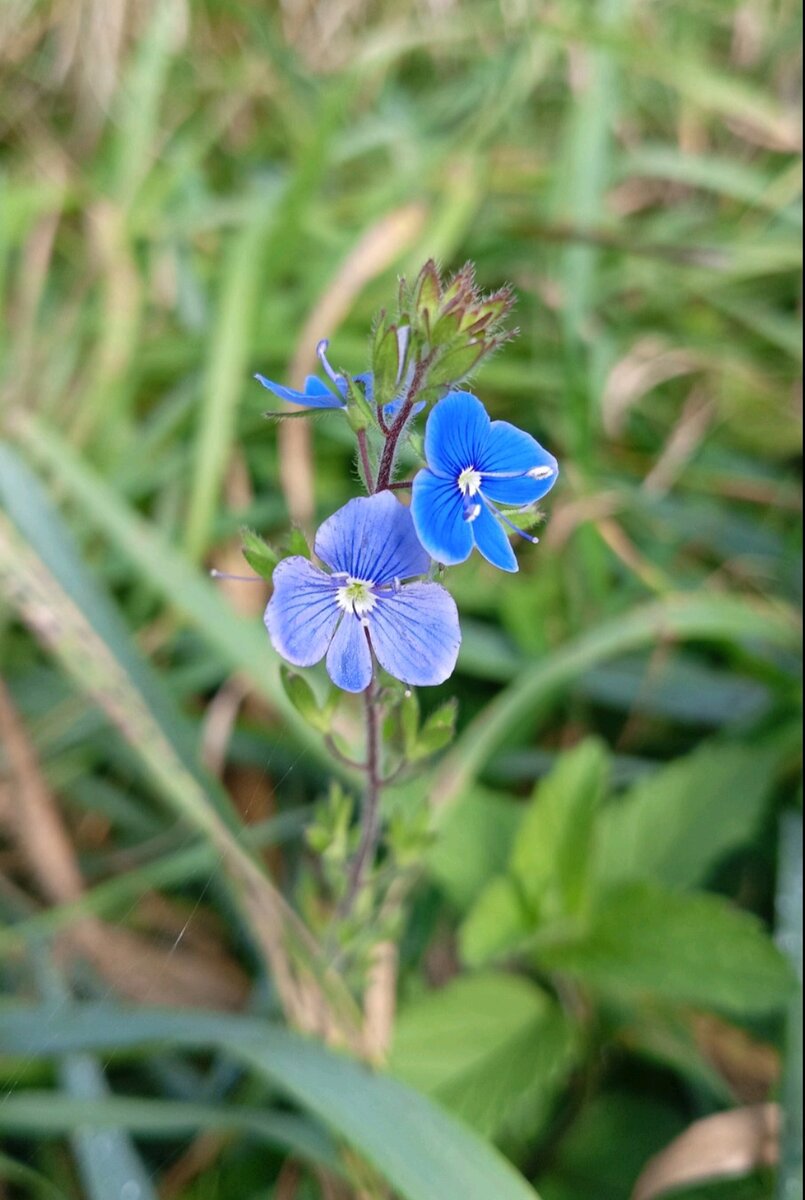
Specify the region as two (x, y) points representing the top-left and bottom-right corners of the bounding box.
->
(457, 466), (483, 497)
(335, 577), (377, 617)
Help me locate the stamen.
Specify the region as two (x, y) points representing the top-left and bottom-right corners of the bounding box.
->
(480, 464), (557, 481)
(335, 576), (377, 617)
(488, 501), (540, 544)
(210, 569), (265, 583)
(462, 496), (482, 523)
(316, 338), (344, 388)
(457, 466), (483, 497)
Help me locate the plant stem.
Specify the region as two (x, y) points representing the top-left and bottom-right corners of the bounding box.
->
(342, 669), (383, 915)
(374, 357), (431, 492)
(356, 429), (375, 492)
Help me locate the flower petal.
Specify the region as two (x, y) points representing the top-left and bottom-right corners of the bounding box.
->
(368, 583), (461, 687)
(478, 421), (559, 506)
(472, 499), (518, 572)
(423, 391), (491, 477)
(254, 374), (345, 409)
(411, 470), (473, 566)
(315, 493), (430, 583)
(326, 614), (373, 693)
(264, 557), (341, 666)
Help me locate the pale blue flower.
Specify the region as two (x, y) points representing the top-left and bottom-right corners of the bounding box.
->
(265, 492), (461, 693)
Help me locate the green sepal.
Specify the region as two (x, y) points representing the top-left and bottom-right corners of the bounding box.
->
(285, 527), (312, 559)
(240, 527), (279, 580)
(428, 341), (486, 387)
(372, 318), (402, 409)
(344, 376), (375, 432)
(280, 665), (332, 733)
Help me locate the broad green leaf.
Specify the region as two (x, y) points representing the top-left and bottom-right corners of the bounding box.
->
(0, 1005), (544, 1200)
(538, 884), (795, 1017)
(511, 739), (609, 921)
(427, 787), (520, 911)
(596, 743), (778, 891)
(461, 876), (531, 966)
(390, 972), (577, 1144)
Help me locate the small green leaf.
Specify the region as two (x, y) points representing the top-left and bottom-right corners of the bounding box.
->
(596, 743), (778, 891)
(538, 883), (796, 1017)
(460, 877), (531, 967)
(390, 973), (577, 1145)
(241, 526), (278, 579)
(511, 739), (609, 923)
(427, 787), (520, 912)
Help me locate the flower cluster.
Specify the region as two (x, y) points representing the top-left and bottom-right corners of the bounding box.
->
(256, 263), (559, 695)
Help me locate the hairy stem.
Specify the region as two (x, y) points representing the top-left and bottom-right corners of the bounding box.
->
(356, 429), (375, 492)
(374, 357), (431, 492)
(342, 670), (383, 915)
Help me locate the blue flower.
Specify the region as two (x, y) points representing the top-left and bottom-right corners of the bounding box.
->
(255, 338), (420, 421)
(411, 391), (559, 573)
(265, 491), (461, 693)
(255, 340), (367, 410)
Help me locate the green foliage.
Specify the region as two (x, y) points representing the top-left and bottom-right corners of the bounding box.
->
(0, 0), (800, 1195)
(391, 972), (577, 1145)
(596, 743), (779, 891)
(0, 1005), (544, 1200)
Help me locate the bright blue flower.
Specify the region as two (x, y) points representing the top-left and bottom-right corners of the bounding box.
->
(411, 391), (558, 573)
(255, 338), (420, 421)
(265, 491), (461, 693)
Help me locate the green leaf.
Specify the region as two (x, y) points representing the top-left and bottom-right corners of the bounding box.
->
(461, 877), (532, 967)
(390, 973), (577, 1146)
(59, 1056), (160, 1200)
(241, 526), (278, 579)
(0, 1005), (545, 1200)
(596, 743), (778, 891)
(0, 1090), (338, 1171)
(511, 739), (609, 922)
(538, 884), (796, 1017)
(427, 787), (520, 911)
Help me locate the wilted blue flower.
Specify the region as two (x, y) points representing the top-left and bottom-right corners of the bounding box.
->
(411, 391), (558, 572)
(265, 491), (461, 693)
(255, 338), (420, 421)
(255, 339), (368, 410)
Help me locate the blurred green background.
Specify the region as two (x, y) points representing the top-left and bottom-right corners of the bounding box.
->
(0, 1), (802, 1198)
